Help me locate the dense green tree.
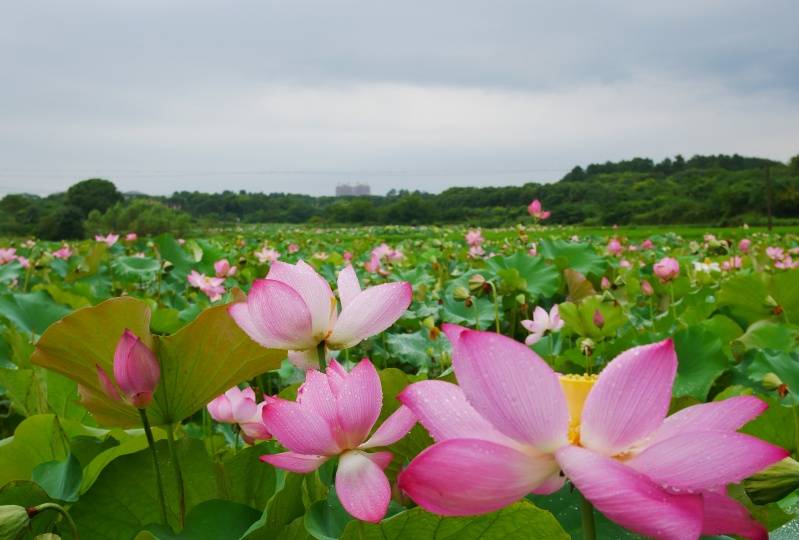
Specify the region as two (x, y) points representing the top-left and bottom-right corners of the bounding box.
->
(35, 205), (85, 240)
(66, 178), (123, 216)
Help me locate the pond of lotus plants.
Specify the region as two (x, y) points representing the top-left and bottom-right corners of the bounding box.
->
(0, 219), (798, 539)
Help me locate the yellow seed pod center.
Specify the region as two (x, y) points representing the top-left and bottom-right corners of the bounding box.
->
(559, 373), (598, 445)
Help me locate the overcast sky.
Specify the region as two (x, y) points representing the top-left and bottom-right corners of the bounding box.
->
(1, 1), (797, 197)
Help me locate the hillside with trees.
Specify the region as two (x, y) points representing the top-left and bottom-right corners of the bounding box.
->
(2, 154), (797, 238)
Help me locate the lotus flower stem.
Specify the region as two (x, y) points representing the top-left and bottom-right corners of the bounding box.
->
(487, 281), (500, 333)
(579, 491), (597, 540)
(166, 423), (186, 527)
(316, 341), (327, 372)
(30, 503), (80, 539)
(139, 408), (169, 526)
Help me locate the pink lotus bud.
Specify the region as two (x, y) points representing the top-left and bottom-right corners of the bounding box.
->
(641, 279), (654, 296)
(738, 238), (751, 253)
(214, 259), (231, 277)
(125, 233), (138, 242)
(653, 257), (680, 283)
(288, 243), (300, 254)
(343, 251), (353, 262)
(592, 309), (605, 329)
(641, 239), (654, 250)
(607, 239), (623, 256)
(527, 199), (551, 220)
(111, 330), (160, 408)
(600, 276), (611, 290)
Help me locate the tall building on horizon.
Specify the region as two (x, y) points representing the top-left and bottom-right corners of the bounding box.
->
(335, 183), (371, 196)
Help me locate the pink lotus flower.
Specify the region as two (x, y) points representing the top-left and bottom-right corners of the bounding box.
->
(16, 256), (30, 269)
(52, 246), (73, 260)
(766, 247), (785, 261)
(372, 243), (393, 259)
(261, 359), (417, 522)
(214, 258), (238, 278)
(528, 242), (538, 256)
(641, 279), (654, 296)
(738, 238), (751, 253)
(399, 326), (785, 539)
(619, 259), (632, 269)
(97, 330), (160, 409)
(387, 249), (404, 262)
(343, 251), (353, 263)
(468, 245), (485, 259)
(521, 305), (564, 345)
(465, 229), (484, 247)
(288, 243), (300, 254)
(0, 248), (17, 264)
(722, 256), (742, 272)
(364, 252), (383, 274)
(641, 239), (654, 250)
(653, 257), (680, 283)
(187, 270), (226, 301)
(95, 233), (119, 246)
(207, 386), (272, 443)
(125, 232), (138, 242)
(775, 256), (797, 270)
(600, 276), (611, 290)
(607, 238), (623, 256)
(528, 199), (551, 220)
(229, 261), (411, 365)
(255, 247), (281, 264)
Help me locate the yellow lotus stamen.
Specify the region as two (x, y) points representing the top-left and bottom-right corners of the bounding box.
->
(559, 373), (598, 445)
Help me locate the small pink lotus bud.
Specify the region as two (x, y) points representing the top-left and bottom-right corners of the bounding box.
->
(738, 238), (751, 253)
(111, 330), (160, 408)
(125, 233), (138, 242)
(600, 276), (611, 290)
(641, 279), (654, 296)
(641, 239), (654, 250)
(592, 309), (605, 329)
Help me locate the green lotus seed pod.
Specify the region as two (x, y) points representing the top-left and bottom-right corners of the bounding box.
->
(452, 286), (470, 301)
(744, 457), (799, 505)
(0, 505), (30, 540)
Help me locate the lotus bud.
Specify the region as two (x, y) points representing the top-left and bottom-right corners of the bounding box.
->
(580, 338), (595, 356)
(592, 309), (605, 329)
(0, 505), (29, 539)
(641, 279), (654, 297)
(600, 276), (611, 290)
(97, 330), (160, 409)
(515, 293), (526, 305)
(762, 373), (784, 391)
(468, 274), (486, 292)
(744, 457), (799, 504)
(453, 286), (471, 301)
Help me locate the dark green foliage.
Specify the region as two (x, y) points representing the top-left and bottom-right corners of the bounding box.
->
(66, 178), (123, 216)
(84, 199), (192, 237)
(36, 205), (85, 240)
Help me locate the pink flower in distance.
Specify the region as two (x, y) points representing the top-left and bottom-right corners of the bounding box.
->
(738, 238), (751, 253)
(52, 246), (73, 259)
(722, 256), (742, 272)
(229, 261), (411, 363)
(607, 238), (623, 256)
(207, 386), (272, 443)
(255, 247), (281, 264)
(214, 258), (238, 278)
(343, 251), (353, 263)
(600, 276), (611, 290)
(468, 245), (485, 259)
(0, 248), (17, 264)
(521, 305), (564, 345)
(125, 232), (138, 242)
(653, 257), (680, 283)
(528, 242), (538, 256)
(261, 359), (417, 522)
(364, 252), (383, 274)
(641, 279), (654, 296)
(398, 325), (785, 540)
(641, 239), (654, 250)
(766, 247), (785, 261)
(288, 243), (300, 254)
(95, 233), (119, 246)
(16, 256), (30, 269)
(528, 199), (551, 220)
(465, 229), (484, 247)
(97, 329), (160, 409)
(187, 270), (226, 301)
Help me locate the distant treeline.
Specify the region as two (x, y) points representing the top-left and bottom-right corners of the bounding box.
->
(2, 154), (798, 239)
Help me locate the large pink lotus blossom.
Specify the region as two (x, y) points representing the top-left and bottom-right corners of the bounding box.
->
(528, 199), (551, 220)
(653, 257), (680, 283)
(398, 325), (785, 540)
(0, 248), (17, 264)
(52, 246), (73, 260)
(521, 305), (563, 345)
(187, 270), (226, 301)
(96, 330), (161, 409)
(465, 229), (484, 247)
(229, 261), (411, 366)
(95, 233), (119, 246)
(254, 246), (281, 264)
(261, 359), (417, 522)
(214, 258), (238, 278)
(207, 386), (272, 443)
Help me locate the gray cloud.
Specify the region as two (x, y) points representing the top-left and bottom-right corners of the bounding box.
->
(1, 0), (797, 196)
